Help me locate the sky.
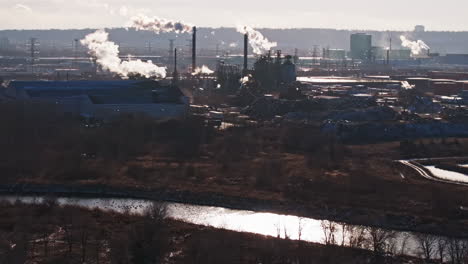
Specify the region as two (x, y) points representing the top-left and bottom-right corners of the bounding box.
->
(0, 0), (467, 31)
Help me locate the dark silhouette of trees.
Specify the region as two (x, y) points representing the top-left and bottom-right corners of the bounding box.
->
(416, 234), (437, 261)
(128, 203), (168, 264)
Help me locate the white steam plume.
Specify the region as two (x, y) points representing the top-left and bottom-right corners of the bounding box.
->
(240, 75), (250, 85)
(236, 25), (277, 55)
(129, 14), (193, 34)
(400, 36), (430, 56)
(192, 65), (214, 76)
(81, 30), (166, 78)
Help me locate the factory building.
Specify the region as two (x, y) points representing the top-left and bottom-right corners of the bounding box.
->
(414, 25), (426, 33)
(439, 54), (468, 65)
(0, 37), (11, 51)
(6, 80), (189, 120)
(280, 55), (297, 84)
(328, 49), (346, 60)
(350, 33), (372, 61)
(371, 47), (412, 61)
(407, 77), (465, 96)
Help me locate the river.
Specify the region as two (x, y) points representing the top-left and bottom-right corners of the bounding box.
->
(0, 195), (457, 259)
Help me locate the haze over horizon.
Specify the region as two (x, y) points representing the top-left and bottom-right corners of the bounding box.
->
(1, 0), (467, 31)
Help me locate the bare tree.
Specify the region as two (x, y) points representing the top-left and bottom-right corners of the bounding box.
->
(275, 222), (281, 239)
(416, 233), (437, 261)
(366, 227), (397, 255)
(94, 229), (106, 264)
(297, 218), (304, 242)
(436, 238), (447, 263)
(76, 214), (93, 263)
(60, 207), (77, 255)
(339, 222), (348, 247)
(348, 226), (367, 249)
(144, 202), (167, 223)
(447, 238), (468, 264)
(283, 226), (290, 240)
(397, 233), (411, 257)
(128, 202), (169, 264)
(321, 220), (337, 245)
(40, 229), (50, 258)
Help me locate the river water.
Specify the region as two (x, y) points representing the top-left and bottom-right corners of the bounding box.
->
(0, 195), (454, 258)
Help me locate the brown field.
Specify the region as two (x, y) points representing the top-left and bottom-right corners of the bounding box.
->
(1, 102), (468, 237)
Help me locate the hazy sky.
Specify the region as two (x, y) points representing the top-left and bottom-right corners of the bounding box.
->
(1, 0), (467, 31)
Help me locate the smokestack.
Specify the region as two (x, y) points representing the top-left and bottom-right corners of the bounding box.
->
(243, 33), (248, 73)
(386, 49), (390, 65)
(192, 26), (196, 72)
(276, 50), (282, 63)
(173, 48), (178, 84)
(387, 37), (392, 65)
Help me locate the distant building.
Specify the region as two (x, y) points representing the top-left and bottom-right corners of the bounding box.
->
(350, 33), (372, 61)
(461, 90), (468, 100)
(328, 49), (346, 60)
(390, 50), (412, 60)
(440, 54), (468, 65)
(0, 37), (10, 50)
(371, 46), (386, 61)
(414, 25), (426, 33)
(280, 55), (297, 84)
(7, 80), (189, 120)
(371, 47), (411, 61)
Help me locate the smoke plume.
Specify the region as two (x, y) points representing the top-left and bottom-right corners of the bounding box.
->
(236, 25), (277, 55)
(129, 14), (193, 34)
(240, 75), (250, 85)
(81, 30), (166, 78)
(192, 65), (214, 75)
(400, 36), (430, 56)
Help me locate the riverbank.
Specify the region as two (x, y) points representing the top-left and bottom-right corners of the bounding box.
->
(0, 201), (426, 264)
(1, 182), (467, 239)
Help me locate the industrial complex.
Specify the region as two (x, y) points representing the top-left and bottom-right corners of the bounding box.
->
(1, 19), (468, 263)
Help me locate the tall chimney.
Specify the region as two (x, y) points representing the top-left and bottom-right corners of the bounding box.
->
(192, 26), (197, 72)
(172, 48), (178, 84)
(386, 49), (390, 65)
(243, 33), (248, 73)
(387, 36), (392, 65)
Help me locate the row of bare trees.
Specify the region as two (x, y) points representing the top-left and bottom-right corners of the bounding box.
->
(415, 234), (468, 264)
(320, 220), (468, 263)
(0, 201), (169, 264)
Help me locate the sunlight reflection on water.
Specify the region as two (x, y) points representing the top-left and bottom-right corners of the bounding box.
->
(1, 195), (450, 257)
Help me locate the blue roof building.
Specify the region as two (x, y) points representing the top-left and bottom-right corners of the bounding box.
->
(7, 80), (189, 119)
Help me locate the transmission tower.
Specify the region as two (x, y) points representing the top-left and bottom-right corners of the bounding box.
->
(73, 39), (79, 66)
(312, 45), (319, 65)
(27, 38), (40, 73)
(168, 39), (175, 67)
(146, 41), (152, 54)
(294, 48), (299, 64)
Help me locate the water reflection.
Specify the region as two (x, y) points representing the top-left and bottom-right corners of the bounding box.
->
(0, 195), (459, 259)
